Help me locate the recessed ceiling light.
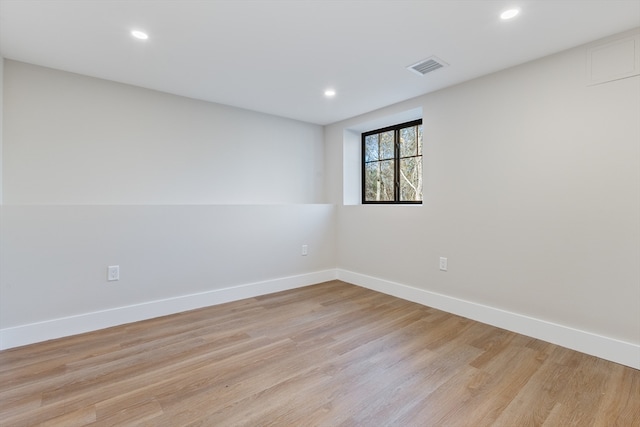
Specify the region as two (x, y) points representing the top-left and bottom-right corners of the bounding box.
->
(324, 89), (336, 98)
(500, 9), (520, 20)
(131, 30), (149, 40)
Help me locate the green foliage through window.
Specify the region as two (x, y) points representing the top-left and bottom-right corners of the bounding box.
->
(362, 120), (422, 204)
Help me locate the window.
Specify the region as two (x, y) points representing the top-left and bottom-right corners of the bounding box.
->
(362, 119), (423, 204)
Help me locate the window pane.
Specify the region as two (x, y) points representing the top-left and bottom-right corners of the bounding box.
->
(400, 126), (417, 158)
(379, 131), (394, 160)
(365, 160), (395, 201)
(364, 134), (379, 162)
(400, 157), (422, 201)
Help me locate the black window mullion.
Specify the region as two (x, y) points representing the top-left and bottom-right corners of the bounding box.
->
(394, 128), (400, 202)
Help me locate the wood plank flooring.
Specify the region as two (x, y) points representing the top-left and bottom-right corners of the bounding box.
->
(1, 280), (638, 426)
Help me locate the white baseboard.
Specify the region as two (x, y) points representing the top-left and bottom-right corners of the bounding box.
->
(337, 269), (640, 370)
(0, 269), (338, 351)
(3, 268), (638, 370)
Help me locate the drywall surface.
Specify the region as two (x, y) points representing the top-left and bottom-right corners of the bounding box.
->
(3, 60), (324, 205)
(326, 31), (640, 345)
(0, 61), (335, 342)
(0, 204), (335, 328)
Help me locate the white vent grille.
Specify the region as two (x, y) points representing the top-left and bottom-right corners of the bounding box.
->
(407, 56), (448, 76)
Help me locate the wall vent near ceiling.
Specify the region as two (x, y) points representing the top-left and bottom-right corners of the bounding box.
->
(407, 56), (448, 76)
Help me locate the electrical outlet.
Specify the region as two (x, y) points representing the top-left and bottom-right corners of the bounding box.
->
(301, 245), (308, 256)
(107, 265), (120, 281)
(439, 257), (448, 272)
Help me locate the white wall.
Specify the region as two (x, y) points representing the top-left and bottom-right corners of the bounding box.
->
(1, 204), (335, 328)
(0, 61), (335, 347)
(326, 32), (640, 353)
(3, 61), (324, 205)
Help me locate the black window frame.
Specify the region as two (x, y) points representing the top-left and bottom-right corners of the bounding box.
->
(361, 119), (423, 204)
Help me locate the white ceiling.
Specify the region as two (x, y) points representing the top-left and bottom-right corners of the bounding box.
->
(1, 0), (639, 125)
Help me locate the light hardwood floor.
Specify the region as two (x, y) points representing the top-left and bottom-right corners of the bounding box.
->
(0, 280), (638, 426)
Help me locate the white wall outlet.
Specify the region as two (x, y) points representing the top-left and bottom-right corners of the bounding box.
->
(439, 257), (448, 272)
(301, 245), (308, 256)
(107, 265), (120, 281)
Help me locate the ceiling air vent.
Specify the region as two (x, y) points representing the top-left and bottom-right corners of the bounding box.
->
(407, 56), (448, 76)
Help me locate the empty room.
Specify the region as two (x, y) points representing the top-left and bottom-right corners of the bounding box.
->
(0, 0), (639, 425)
